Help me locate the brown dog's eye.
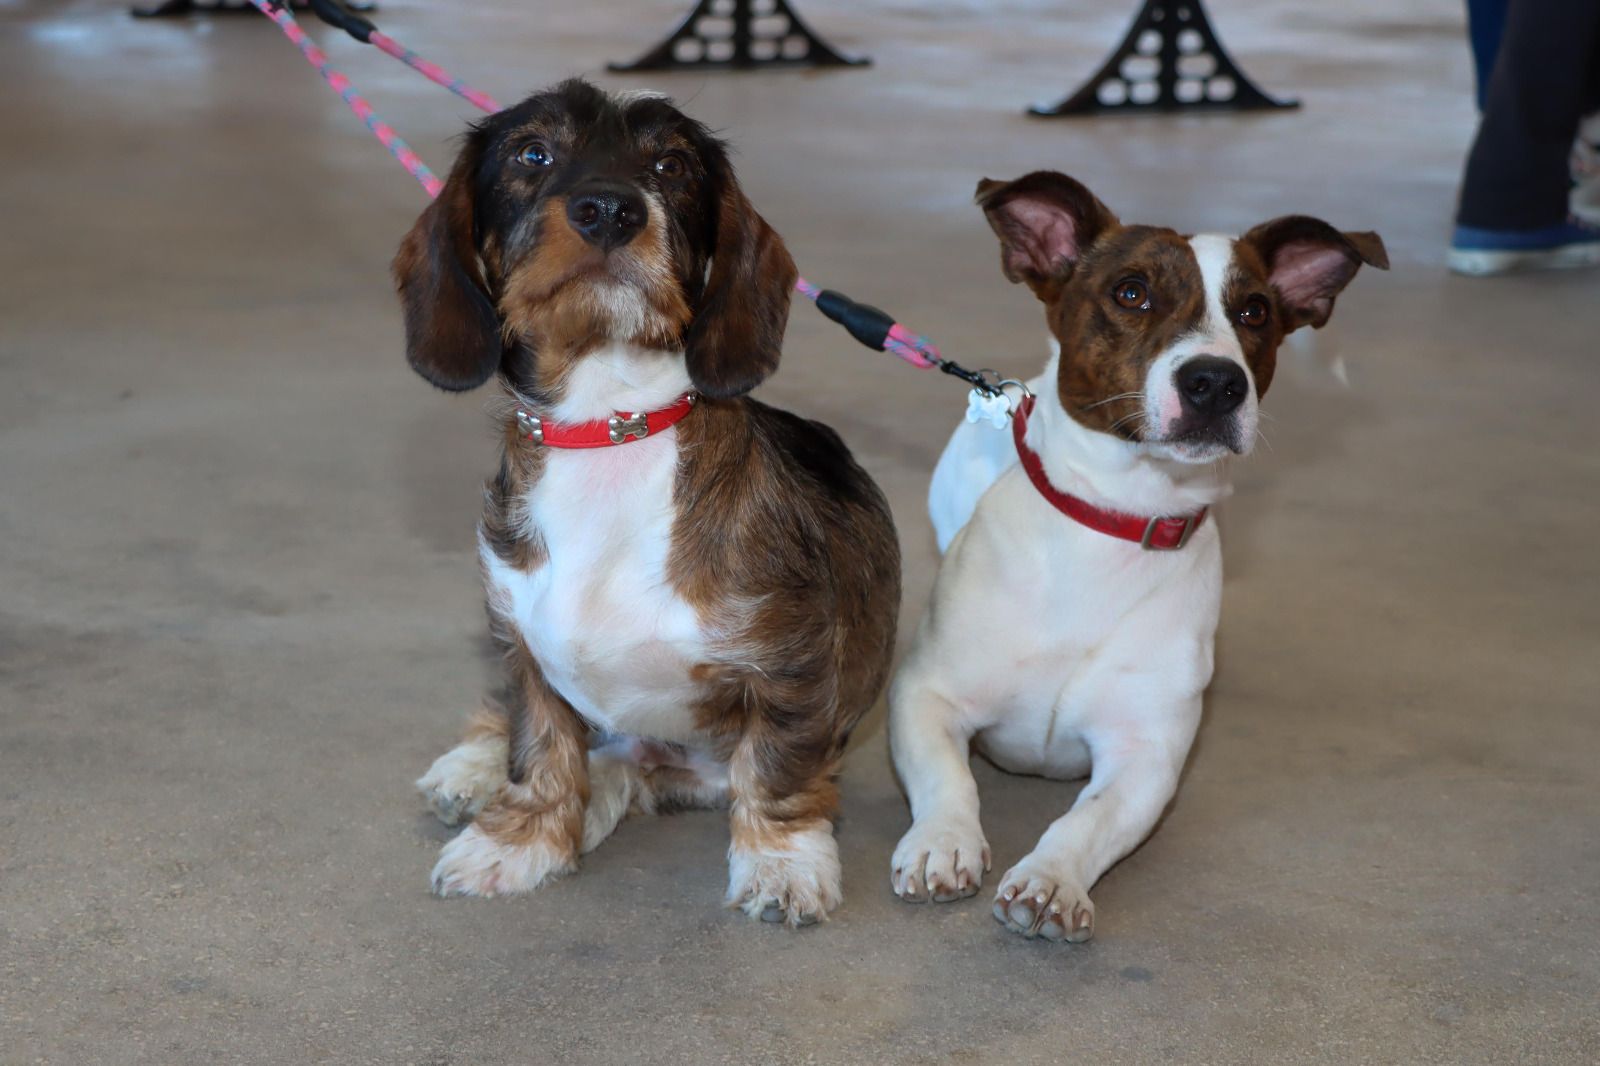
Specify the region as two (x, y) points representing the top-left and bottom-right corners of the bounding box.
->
(653, 152), (687, 179)
(1237, 297), (1270, 328)
(516, 142), (554, 168)
(1113, 279), (1150, 311)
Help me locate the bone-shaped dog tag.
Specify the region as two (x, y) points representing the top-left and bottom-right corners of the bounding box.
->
(965, 388), (1013, 430)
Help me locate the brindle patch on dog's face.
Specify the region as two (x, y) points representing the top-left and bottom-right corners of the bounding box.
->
(1049, 226), (1207, 438)
(1221, 237), (1286, 399)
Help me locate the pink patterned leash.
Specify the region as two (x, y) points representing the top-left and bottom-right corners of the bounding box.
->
(258, 0), (954, 376)
(368, 31), (502, 114)
(248, 0), (443, 197)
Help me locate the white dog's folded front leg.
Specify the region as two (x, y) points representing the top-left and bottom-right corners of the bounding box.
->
(888, 685), (990, 903)
(993, 736), (1187, 942)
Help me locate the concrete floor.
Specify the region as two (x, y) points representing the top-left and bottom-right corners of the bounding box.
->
(3, 0), (1598, 1062)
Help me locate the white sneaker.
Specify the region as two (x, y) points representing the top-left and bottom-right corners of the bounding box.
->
(1448, 218), (1600, 276)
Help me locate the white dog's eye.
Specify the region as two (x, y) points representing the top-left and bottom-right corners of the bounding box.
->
(517, 142), (555, 168)
(1113, 278), (1150, 311)
(1237, 297), (1270, 328)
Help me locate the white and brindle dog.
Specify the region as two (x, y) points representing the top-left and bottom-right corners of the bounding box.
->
(889, 171), (1386, 941)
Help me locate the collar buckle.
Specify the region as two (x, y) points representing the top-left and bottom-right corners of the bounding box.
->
(1140, 513), (1200, 551)
(607, 412), (650, 445)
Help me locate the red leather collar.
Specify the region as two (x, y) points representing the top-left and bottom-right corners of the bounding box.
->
(513, 393), (697, 449)
(1011, 393), (1207, 551)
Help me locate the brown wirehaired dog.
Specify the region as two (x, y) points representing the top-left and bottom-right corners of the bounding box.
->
(399, 80), (899, 925)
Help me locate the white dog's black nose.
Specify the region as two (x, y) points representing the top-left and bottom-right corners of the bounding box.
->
(567, 185), (647, 251)
(1176, 357), (1248, 418)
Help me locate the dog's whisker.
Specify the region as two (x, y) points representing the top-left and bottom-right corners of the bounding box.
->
(1107, 410), (1147, 434)
(1080, 392), (1143, 412)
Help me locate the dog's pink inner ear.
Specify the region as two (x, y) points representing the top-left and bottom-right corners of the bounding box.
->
(1272, 241), (1358, 305)
(1269, 240), (1361, 327)
(995, 197), (1081, 283)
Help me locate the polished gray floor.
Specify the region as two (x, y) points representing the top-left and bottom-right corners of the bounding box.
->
(3, 1), (1597, 1063)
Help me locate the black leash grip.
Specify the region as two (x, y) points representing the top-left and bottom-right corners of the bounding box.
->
(814, 289), (896, 353)
(308, 0), (375, 42)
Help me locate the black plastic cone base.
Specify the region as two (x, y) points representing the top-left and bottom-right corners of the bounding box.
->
(132, 0), (373, 17)
(1029, 0), (1296, 117)
(608, 0), (867, 72)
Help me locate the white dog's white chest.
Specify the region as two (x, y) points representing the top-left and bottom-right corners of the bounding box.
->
(479, 435), (709, 742)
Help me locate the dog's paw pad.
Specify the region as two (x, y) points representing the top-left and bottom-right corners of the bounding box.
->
(890, 818), (989, 904)
(992, 865), (1094, 942)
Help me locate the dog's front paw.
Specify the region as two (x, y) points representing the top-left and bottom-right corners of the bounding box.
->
(430, 821), (575, 898)
(991, 858), (1094, 942)
(891, 816), (989, 903)
(727, 823), (841, 927)
(416, 734), (509, 826)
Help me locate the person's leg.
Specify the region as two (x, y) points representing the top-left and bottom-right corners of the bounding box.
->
(1465, 0), (1509, 111)
(1451, 0), (1600, 273)
(1458, 0), (1600, 230)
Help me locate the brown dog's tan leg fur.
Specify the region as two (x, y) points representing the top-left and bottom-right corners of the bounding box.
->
(415, 703), (511, 826)
(430, 647), (590, 897)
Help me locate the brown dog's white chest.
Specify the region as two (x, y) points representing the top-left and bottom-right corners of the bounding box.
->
(479, 427), (711, 743)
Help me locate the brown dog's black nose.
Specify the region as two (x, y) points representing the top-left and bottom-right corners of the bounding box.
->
(566, 185), (647, 251)
(1176, 357), (1248, 418)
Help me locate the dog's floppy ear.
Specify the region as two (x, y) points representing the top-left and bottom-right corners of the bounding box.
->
(683, 169), (797, 400)
(975, 171), (1118, 300)
(392, 132), (502, 391)
(1241, 216), (1389, 332)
